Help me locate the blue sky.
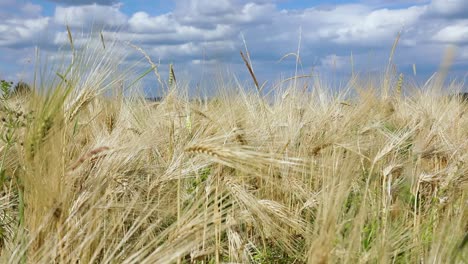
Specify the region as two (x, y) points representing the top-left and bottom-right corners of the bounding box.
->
(0, 0), (467, 95)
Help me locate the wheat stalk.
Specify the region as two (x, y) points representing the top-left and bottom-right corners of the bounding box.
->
(68, 146), (110, 171)
(127, 42), (163, 88)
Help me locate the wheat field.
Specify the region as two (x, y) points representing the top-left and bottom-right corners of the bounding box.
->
(0, 34), (467, 264)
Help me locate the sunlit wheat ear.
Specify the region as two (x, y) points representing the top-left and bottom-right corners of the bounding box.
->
(185, 145), (223, 158)
(66, 89), (94, 122)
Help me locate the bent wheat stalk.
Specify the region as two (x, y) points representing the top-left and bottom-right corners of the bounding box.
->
(68, 146), (110, 171)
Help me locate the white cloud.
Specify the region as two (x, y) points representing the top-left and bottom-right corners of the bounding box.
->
(360, 0), (429, 8)
(121, 24), (235, 46)
(428, 0), (468, 18)
(48, 0), (117, 5)
(174, 0), (275, 27)
(0, 17), (50, 47)
(299, 5), (426, 46)
(146, 39), (236, 61)
(432, 21), (468, 44)
(1, 1), (42, 20)
(177, 0), (234, 16)
(459, 46), (468, 60)
(191, 58), (219, 65)
(20, 3), (43, 17)
(54, 4), (127, 28)
(320, 54), (349, 70)
(129, 12), (177, 33)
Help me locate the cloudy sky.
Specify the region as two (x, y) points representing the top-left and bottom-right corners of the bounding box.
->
(0, 0), (467, 94)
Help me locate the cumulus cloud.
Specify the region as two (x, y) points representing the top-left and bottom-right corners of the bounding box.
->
(432, 21), (468, 44)
(296, 4), (427, 47)
(47, 0), (118, 6)
(177, 0), (234, 16)
(428, 0), (468, 18)
(1, 0), (42, 20)
(54, 4), (127, 28)
(51, 0), (468, 71)
(129, 12), (177, 34)
(19, 3), (43, 17)
(0, 17), (50, 48)
(361, 0), (429, 6)
(174, 0), (276, 28)
(146, 40), (236, 61)
(459, 46), (468, 60)
(320, 54), (349, 70)
(127, 12), (235, 45)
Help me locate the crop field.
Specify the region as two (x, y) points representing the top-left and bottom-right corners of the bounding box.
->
(0, 35), (467, 263)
